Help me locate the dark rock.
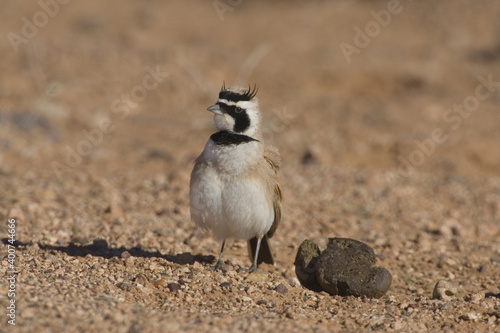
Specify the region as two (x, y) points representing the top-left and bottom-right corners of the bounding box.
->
(167, 283), (181, 293)
(92, 239), (108, 249)
(275, 283), (288, 294)
(301, 149), (316, 165)
(294, 239), (322, 292)
(316, 238), (391, 298)
(220, 282), (231, 289)
(116, 282), (132, 291)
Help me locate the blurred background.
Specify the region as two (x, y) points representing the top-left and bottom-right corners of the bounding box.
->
(2, 0), (499, 181)
(1, 0), (500, 249)
(1, 2), (500, 330)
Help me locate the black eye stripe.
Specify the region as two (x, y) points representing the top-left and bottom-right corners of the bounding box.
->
(216, 102), (237, 113)
(216, 102), (250, 133)
(216, 102), (246, 114)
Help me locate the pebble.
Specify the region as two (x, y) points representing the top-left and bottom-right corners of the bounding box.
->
(275, 283), (288, 295)
(116, 282), (132, 291)
(246, 286), (257, 295)
(220, 282), (231, 289)
(432, 280), (457, 300)
(134, 274), (149, 287)
(167, 283), (181, 293)
(245, 272), (270, 282)
(153, 279), (167, 287)
(460, 312), (479, 322)
(469, 293), (482, 304)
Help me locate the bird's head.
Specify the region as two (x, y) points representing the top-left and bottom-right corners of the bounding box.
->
(207, 84), (261, 138)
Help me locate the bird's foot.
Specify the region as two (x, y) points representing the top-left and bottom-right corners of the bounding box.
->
(237, 263), (257, 273)
(207, 260), (225, 272)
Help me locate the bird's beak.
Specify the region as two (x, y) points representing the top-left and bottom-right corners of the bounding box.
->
(207, 104), (224, 115)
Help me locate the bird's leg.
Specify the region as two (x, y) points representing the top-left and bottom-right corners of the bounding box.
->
(208, 240), (226, 272)
(238, 237), (261, 273)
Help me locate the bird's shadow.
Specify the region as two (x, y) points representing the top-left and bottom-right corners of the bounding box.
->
(2, 238), (215, 266)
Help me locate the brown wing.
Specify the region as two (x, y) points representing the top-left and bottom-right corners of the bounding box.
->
(263, 145), (282, 238)
(247, 145), (282, 265)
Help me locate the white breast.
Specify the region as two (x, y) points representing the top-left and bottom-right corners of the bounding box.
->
(190, 139), (274, 241)
(202, 139), (260, 175)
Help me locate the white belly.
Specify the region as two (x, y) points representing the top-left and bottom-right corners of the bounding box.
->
(190, 140), (273, 241)
(190, 171), (273, 241)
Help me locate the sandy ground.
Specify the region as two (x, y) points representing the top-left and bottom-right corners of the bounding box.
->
(1, 0), (500, 332)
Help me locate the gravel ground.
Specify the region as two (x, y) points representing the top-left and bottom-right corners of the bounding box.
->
(1, 1), (500, 332)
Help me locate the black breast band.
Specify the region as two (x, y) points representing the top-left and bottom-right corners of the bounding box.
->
(210, 131), (258, 145)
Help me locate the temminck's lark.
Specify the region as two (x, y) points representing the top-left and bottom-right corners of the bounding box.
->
(190, 84), (282, 272)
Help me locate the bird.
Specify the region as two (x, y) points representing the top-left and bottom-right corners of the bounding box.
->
(189, 83), (282, 272)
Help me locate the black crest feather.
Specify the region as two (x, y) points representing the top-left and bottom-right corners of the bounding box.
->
(218, 84), (258, 102)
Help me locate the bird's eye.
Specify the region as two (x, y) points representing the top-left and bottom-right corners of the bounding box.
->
(235, 107), (243, 113)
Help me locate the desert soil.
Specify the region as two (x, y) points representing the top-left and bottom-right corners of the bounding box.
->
(1, 0), (500, 332)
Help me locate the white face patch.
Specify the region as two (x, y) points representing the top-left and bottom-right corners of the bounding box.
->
(214, 114), (235, 132)
(213, 98), (261, 137)
(239, 100), (261, 137)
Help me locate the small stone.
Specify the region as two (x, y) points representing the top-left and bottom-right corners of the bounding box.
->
(149, 262), (163, 272)
(120, 251), (131, 259)
(153, 279), (167, 287)
(134, 274), (149, 287)
(92, 239), (108, 248)
(288, 277), (301, 287)
(432, 280), (457, 300)
(167, 283), (181, 293)
(246, 286), (257, 295)
(256, 299), (267, 305)
(220, 282), (231, 289)
(275, 283), (288, 295)
(460, 312), (479, 322)
(124, 256), (135, 267)
(469, 293), (482, 304)
(116, 282), (132, 291)
(245, 272), (270, 282)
